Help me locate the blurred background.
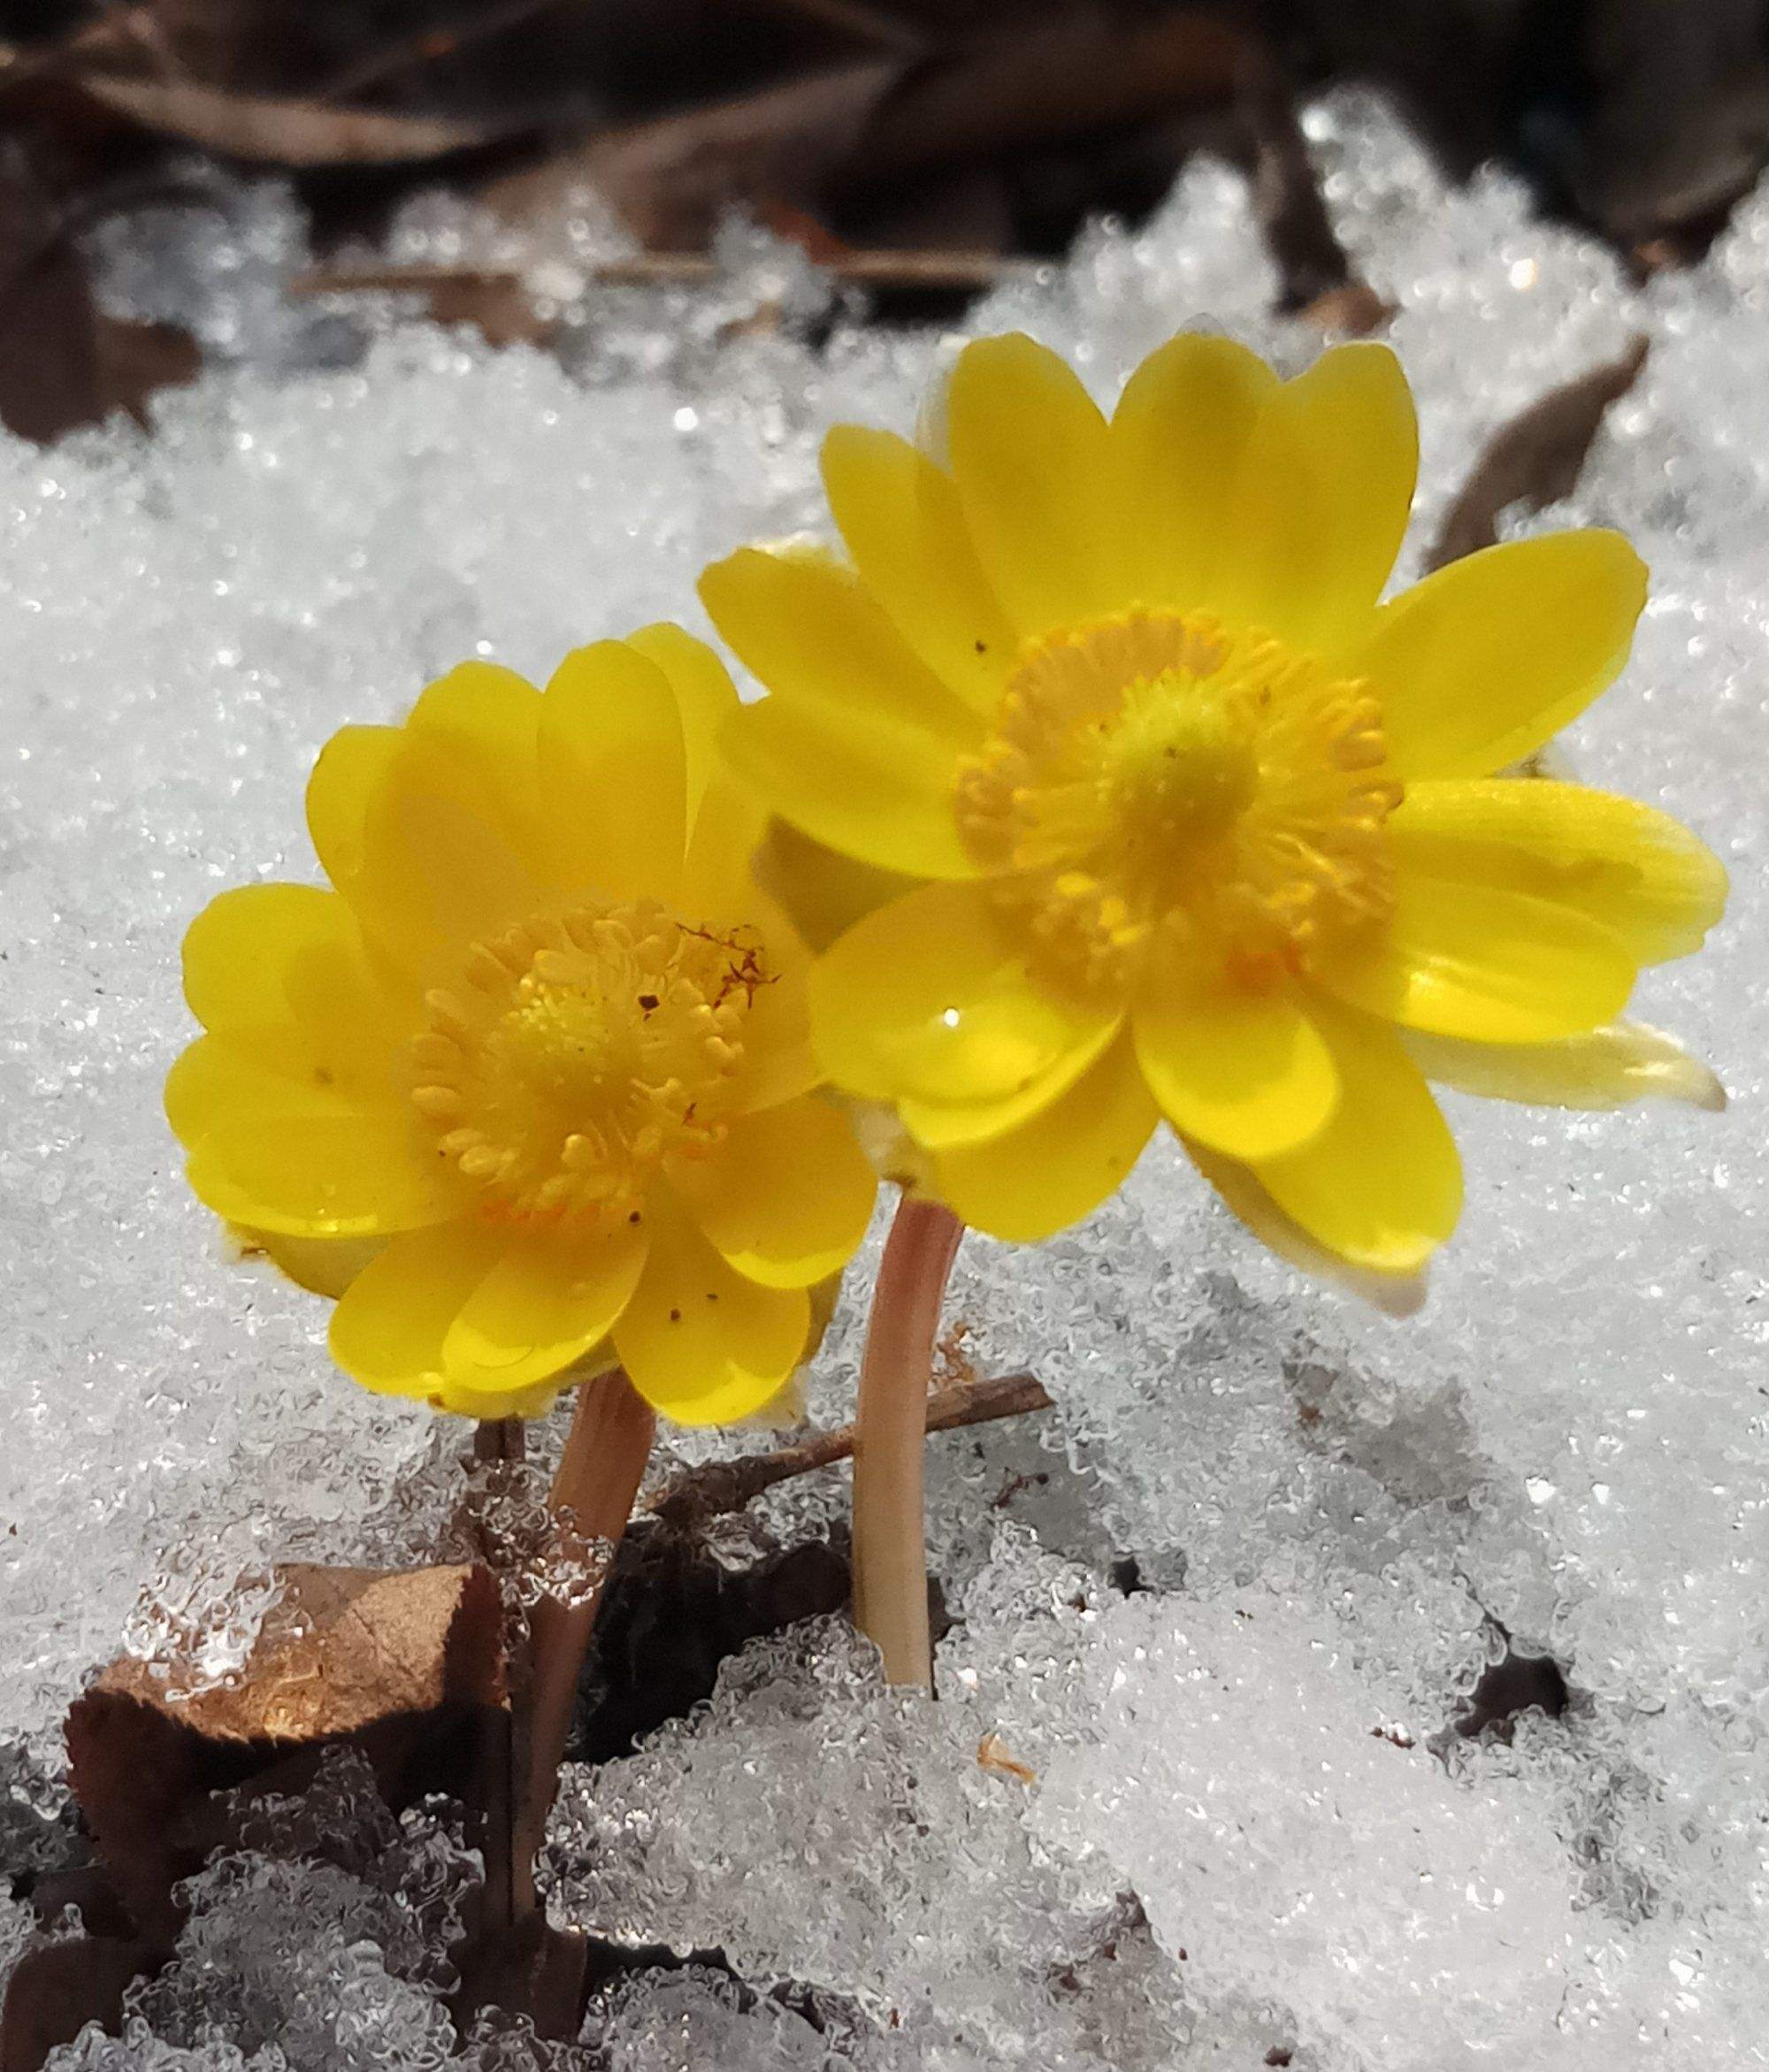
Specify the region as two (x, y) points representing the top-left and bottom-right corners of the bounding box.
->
(1, 0), (1766, 444)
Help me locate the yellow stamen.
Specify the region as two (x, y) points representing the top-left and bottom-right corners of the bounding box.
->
(412, 900), (766, 1228)
(953, 608), (1402, 990)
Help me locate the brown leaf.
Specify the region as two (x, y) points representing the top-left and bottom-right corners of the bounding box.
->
(479, 10), (1242, 251)
(65, 1562), (505, 1944)
(482, 57), (906, 248)
(1428, 335), (1650, 570)
(0, 143), (100, 443)
(0, 1933), (150, 2072)
(67, 73), (507, 165)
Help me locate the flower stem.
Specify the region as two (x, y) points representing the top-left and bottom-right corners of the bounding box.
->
(851, 1193), (964, 1688)
(510, 1368), (655, 1915)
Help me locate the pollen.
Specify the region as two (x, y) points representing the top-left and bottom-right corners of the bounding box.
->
(412, 899), (763, 1227)
(953, 608), (1402, 990)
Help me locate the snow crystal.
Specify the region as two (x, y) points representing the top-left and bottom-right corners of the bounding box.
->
(3, 82), (1766, 2070)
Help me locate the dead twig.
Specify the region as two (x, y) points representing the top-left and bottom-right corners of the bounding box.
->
(1428, 334), (1650, 570)
(646, 1370), (1053, 1529)
(321, 0), (571, 103)
(1238, 40), (1390, 333)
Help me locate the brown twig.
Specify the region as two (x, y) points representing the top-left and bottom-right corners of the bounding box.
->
(1428, 334), (1650, 570)
(645, 1369), (1053, 1530)
(289, 247), (1026, 303)
(472, 1417), (525, 1466)
(757, 0), (928, 54)
(321, 0), (571, 102)
(1238, 40), (1390, 332)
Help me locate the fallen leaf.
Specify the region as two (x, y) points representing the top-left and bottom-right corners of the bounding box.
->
(1428, 334), (1650, 570)
(68, 73), (506, 165)
(976, 1732), (1037, 1785)
(65, 1561), (505, 1944)
(0, 1933), (150, 2072)
(0, 142), (99, 442)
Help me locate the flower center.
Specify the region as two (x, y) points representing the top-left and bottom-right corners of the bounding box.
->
(953, 609), (1402, 990)
(411, 901), (765, 1227)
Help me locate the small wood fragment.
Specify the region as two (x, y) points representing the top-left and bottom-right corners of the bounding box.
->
(976, 1732), (1037, 1784)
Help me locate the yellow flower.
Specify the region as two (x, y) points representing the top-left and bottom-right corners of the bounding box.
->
(701, 333), (1727, 1299)
(166, 629), (877, 1421)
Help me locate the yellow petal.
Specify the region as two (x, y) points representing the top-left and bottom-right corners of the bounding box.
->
(613, 1188), (810, 1426)
(1390, 780), (1727, 965)
(900, 1014), (1121, 1150)
(723, 692), (978, 880)
(752, 818), (921, 955)
(440, 1222), (648, 1396)
(406, 660), (550, 875)
(353, 732), (552, 975)
(681, 761), (768, 918)
(624, 622), (740, 825)
(1131, 980), (1338, 1159)
(1352, 531), (1647, 778)
(307, 724), (401, 905)
(726, 891), (822, 1117)
(930, 1031), (1158, 1242)
(539, 639), (688, 903)
(182, 883), (349, 1035)
(1401, 1021), (1726, 1112)
(1317, 871), (1635, 1042)
(1107, 332), (1279, 615)
(1184, 1142), (1428, 1315)
(811, 879), (1116, 1104)
(239, 1228), (386, 1301)
(820, 425), (1018, 715)
(946, 333), (1118, 633)
(184, 1103), (452, 1238)
(1253, 1002), (1460, 1273)
(668, 1094), (877, 1288)
(1213, 342), (1417, 652)
(701, 543), (983, 745)
(330, 1222), (500, 1400)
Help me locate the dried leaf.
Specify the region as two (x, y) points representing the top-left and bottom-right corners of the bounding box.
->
(69, 73), (505, 165)
(0, 144), (99, 442)
(482, 57), (906, 248)
(1428, 335), (1650, 570)
(65, 1562), (504, 1941)
(0, 1933), (149, 2072)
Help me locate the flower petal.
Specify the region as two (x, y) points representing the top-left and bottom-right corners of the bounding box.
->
(822, 425), (1018, 715)
(900, 1014), (1121, 1150)
(1185, 1141), (1428, 1315)
(724, 693), (978, 880)
(1352, 531), (1647, 778)
(1132, 980), (1338, 1159)
(1390, 779), (1727, 965)
(242, 1228), (386, 1301)
(812, 879), (1117, 1104)
(539, 639), (688, 903)
(1316, 871), (1636, 1042)
(1213, 342), (1417, 653)
(307, 724), (400, 905)
(1108, 332), (1279, 615)
(1252, 1003), (1460, 1274)
(701, 543), (983, 745)
(330, 1222), (500, 1400)
(441, 1221), (648, 1396)
(352, 732), (553, 975)
(1401, 1021), (1725, 1112)
(624, 623), (740, 826)
(406, 661), (550, 875)
(946, 333), (1118, 633)
(668, 1095), (877, 1288)
(613, 1188), (810, 1425)
(753, 818), (921, 956)
(930, 1031), (1159, 1242)
(183, 1102), (453, 1238)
